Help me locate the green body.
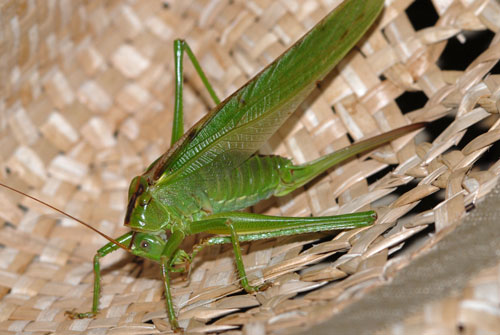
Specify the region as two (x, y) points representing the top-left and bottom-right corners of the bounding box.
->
(125, 0), (386, 234)
(143, 155), (291, 219)
(65, 0), (424, 331)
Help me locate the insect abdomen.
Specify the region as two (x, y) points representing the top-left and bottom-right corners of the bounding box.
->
(210, 155), (291, 212)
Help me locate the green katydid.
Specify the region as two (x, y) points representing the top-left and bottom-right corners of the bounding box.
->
(0, 0), (426, 331)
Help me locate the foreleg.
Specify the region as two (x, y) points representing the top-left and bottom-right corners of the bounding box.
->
(66, 232), (133, 318)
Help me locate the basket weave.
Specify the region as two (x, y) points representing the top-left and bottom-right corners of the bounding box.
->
(0, 0), (499, 334)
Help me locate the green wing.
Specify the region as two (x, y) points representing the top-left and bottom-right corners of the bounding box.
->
(145, 0), (384, 185)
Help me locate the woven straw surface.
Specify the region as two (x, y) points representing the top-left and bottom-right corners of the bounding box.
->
(0, 0), (499, 334)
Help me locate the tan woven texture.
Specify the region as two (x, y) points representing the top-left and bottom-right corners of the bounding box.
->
(0, 0), (499, 334)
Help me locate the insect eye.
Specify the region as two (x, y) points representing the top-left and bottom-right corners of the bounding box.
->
(140, 198), (148, 206)
(140, 240), (150, 250)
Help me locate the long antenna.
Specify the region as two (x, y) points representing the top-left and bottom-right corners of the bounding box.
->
(0, 182), (130, 251)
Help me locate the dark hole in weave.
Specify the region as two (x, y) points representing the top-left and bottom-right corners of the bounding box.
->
(378, 74), (387, 81)
(378, 181), (443, 256)
(390, 224), (435, 258)
(318, 248), (347, 264)
(455, 115), (491, 151)
(490, 59), (500, 74)
(426, 114), (453, 137)
(395, 91), (428, 114)
(456, 116), (486, 150)
(457, 114), (500, 170)
(391, 179), (444, 217)
(405, 0), (439, 30)
(366, 165), (393, 188)
(437, 30), (495, 71)
(472, 137), (500, 171)
(300, 232), (343, 253)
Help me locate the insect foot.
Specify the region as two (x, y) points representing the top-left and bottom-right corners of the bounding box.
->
(65, 310), (97, 319)
(255, 281), (272, 292)
(243, 280), (272, 294)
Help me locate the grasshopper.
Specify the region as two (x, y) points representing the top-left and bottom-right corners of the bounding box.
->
(1, 0), (425, 331)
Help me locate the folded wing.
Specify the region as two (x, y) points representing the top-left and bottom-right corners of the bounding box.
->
(145, 0), (384, 187)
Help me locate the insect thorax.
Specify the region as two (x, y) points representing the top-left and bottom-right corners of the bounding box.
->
(124, 176), (176, 233)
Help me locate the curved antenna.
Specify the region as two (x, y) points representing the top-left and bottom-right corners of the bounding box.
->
(0, 182), (130, 251)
